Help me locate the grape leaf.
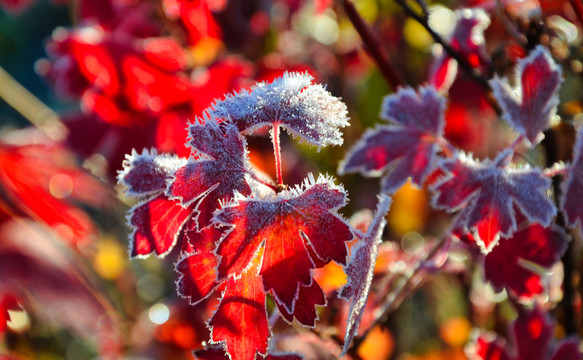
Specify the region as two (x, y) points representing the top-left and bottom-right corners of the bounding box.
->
(466, 307), (582, 360)
(208, 253), (269, 360)
(484, 224), (567, 300)
(209, 72), (349, 149)
(432, 150), (555, 253)
(491, 45), (562, 145)
(339, 195), (391, 355)
(561, 128), (583, 228)
(339, 86), (446, 193)
(214, 174), (353, 312)
(167, 118), (252, 229)
(194, 347), (303, 360)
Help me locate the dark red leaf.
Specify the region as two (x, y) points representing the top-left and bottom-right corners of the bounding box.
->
(561, 128), (583, 229)
(485, 224), (567, 300)
(339, 86), (446, 193)
(432, 150), (555, 253)
(276, 281), (326, 328)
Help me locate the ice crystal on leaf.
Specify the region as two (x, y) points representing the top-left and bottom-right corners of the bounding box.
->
(209, 72), (349, 148)
(339, 195), (391, 355)
(466, 307), (582, 360)
(118, 149), (191, 258)
(561, 128), (583, 228)
(213, 174), (354, 312)
(491, 45), (562, 145)
(484, 224), (567, 301)
(339, 86), (446, 193)
(432, 150), (555, 253)
(167, 117), (252, 229)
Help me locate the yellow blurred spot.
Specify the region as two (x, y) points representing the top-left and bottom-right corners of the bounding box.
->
(49, 173), (73, 199)
(313, 261), (346, 293)
(403, 19), (433, 50)
(354, 0), (378, 23)
(94, 238), (126, 279)
(357, 326), (394, 360)
(190, 37), (223, 67)
(439, 317), (472, 347)
(388, 181), (429, 236)
(7, 309), (30, 332)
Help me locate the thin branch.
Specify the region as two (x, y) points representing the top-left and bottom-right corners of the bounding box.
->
(496, 0), (527, 47)
(340, 0), (404, 89)
(395, 0), (491, 92)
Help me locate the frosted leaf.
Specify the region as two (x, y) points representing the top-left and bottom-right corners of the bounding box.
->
(338, 195), (391, 355)
(213, 173), (354, 312)
(491, 46), (562, 145)
(168, 118), (252, 229)
(561, 128), (583, 228)
(118, 148), (187, 197)
(275, 281), (326, 328)
(339, 86), (446, 193)
(431, 150), (556, 253)
(210, 72), (349, 148)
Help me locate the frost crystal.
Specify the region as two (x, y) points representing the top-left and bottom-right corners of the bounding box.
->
(210, 72), (349, 148)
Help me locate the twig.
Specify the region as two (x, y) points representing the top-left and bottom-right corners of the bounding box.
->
(395, 0), (491, 92)
(339, 0), (404, 89)
(495, 0), (527, 47)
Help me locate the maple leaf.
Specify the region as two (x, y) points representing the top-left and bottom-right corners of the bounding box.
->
(208, 252), (269, 360)
(339, 195), (391, 355)
(339, 86), (446, 193)
(118, 149), (191, 258)
(466, 307), (582, 360)
(167, 117), (252, 229)
(484, 224), (567, 300)
(432, 150), (555, 253)
(214, 174), (353, 312)
(209, 72), (349, 148)
(561, 128), (583, 228)
(491, 45), (562, 145)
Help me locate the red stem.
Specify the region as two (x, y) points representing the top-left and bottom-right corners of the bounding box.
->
(272, 123), (284, 187)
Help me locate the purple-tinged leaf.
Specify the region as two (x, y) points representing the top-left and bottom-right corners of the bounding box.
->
(484, 224), (567, 300)
(338, 195), (391, 355)
(118, 148), (187, 197)
(167, 118), (252, 229)
(491, 46), (562, 144)
(210, 72), (349, 149)
(339, 86), (446, 193)
(432, 150), (555, 253)
(561, 128), (583, 228)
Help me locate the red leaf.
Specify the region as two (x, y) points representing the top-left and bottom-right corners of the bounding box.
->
(339, 86), (446, 193)
(0, 294), (20, 334)
(491, 46), (562, 144)
(276, 281), (326, 328)
(210, 72), (349, 148)
(128, 195), (191, 258)
(339, 195), (391, 354)
(431, 150), (555, 253)
(561, 128), (583, 228)
(175, 226), (224, 305)
(209, 254), (269, 360)
(214, 174), (353, 312)
(467, 307), (582, 360)
(194, 347), (303, 360)
(168, 119), (252, 229)
(118, 149), (187, 196)
(484, 224), (567, 300)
